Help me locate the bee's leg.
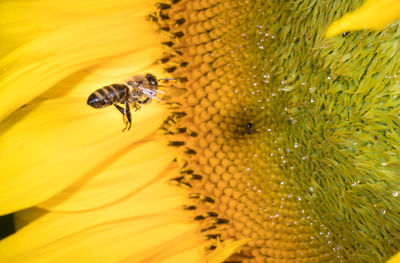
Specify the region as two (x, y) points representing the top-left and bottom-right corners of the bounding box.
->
(114, 104), (125, 115)
(133, 102), (141, 112)
(137, 97), (151, 105)
(123, 101), (132, 131)
(113, 104), (131, 131)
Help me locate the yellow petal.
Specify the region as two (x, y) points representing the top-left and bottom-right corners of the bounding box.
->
(38, 141), (174, 212)
(41, 46), (164, 100)
(0, 98), (167, 215)
(120, 233), (206, 263)
(13, 207), (47, 231)
(387, 251), (400, 263)
(0, 177), (206, 263)
(326, 0), (400, 37)
(0, 0), (157, 56)
(156, 245), (206, 263)
(0, 12), (161, 121)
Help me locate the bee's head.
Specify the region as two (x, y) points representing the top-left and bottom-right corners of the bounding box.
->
(145, 73), (158, 88)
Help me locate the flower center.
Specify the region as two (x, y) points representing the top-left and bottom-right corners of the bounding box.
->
(153, 0), (400, 262)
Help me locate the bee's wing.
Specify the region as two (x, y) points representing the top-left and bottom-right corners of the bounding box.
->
(139, 87), (162, 101)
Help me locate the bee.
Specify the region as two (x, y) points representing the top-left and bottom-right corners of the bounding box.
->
(87, 73), (175, 131)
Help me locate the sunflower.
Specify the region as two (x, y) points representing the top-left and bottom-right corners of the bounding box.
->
(0, 0), (399, 262)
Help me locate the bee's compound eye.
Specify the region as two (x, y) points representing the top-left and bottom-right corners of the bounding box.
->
(146, 73), (158, 86)
(127, 81), (134, 85)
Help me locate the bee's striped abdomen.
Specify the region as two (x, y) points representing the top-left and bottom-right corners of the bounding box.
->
(87, 84), (129, 108)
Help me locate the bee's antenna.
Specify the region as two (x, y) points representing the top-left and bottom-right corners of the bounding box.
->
(158, 78), (177, 82)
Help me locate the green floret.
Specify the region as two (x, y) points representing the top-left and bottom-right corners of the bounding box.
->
(251, 0), (399, 261)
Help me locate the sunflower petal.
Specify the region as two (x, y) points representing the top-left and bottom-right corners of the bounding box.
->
(41, 46), (165, 100)
(326, 0), (400, 37)
(387, 251), (400, 263)
(0, 12), (161, 121)
(38, 141), (174, 212)
(0, 179), (206, 263)
(13, 207), (47, 231)
(0, 98), (167, 215)
(120, 232), (206, 263)
(0, 0), (157, 56)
